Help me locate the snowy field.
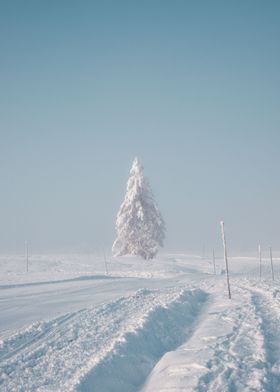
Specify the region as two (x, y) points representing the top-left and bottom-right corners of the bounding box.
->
(1, 252), (280, 391)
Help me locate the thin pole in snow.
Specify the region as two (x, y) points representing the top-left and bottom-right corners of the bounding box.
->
(25, 241), (29, 273)
(220, 221), (231, 299)
(103, 249), (108, 275)
(212, 249), (216, 275)
(269, 246), (275, 281)
(258, 243), (262, 279)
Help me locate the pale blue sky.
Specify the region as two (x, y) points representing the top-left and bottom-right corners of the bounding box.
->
(1, 1), (280, 253)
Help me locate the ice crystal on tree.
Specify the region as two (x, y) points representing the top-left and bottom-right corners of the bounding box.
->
(112, 158), (165, 259)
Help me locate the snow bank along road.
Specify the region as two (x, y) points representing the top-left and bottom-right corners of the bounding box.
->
(1, 254), (280, 391)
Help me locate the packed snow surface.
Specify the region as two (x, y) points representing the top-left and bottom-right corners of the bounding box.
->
(1, 252), (280, 391)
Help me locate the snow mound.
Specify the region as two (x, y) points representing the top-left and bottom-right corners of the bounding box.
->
(0, 287), (207, 392)
(78, 289), (207, 391)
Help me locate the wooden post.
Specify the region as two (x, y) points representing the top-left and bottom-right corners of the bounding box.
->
(269, 246), (275, 281)
(220, 221), (231, 299)
(258, 243), (262, 279)
(212, 249), (216, 275)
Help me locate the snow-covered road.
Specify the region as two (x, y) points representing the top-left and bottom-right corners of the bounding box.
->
(1, 254), (280, 391)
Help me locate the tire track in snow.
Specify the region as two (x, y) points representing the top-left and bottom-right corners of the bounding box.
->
(0, 274), (120, 290)
(196, 285), (267, 392)
(0, 311), (81, 362)
(250, 287), (280, 392)
(0, 287), (207, 392)
(197, 281), (280, 392)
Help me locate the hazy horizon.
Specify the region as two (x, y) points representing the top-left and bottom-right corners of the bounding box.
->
(1, 1), (280, 253)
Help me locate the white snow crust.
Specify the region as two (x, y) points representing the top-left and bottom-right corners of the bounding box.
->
(1, 252), (280, 391)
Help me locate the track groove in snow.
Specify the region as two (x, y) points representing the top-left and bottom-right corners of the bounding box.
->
(0, 311), (81, 362)
(196, 285), (266, 392)
(250, 287), (280, 391)
(194, 281), (280, 392)
(0, 287), (207, 392)
(141, 280), (271, 392)
(0, 274), (119, 290)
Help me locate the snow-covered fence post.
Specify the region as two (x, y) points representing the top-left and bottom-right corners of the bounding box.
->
(212, 249), (216, 275)
(25, 240), (29, 273)
(269, 246), (275, 281)
(220, 221), (231, 299)
(258, 243), (262, 279)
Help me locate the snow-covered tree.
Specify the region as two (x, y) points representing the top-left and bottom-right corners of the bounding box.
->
(112, 158), (165, 259)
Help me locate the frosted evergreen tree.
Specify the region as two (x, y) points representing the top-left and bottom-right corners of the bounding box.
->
(112, 158), (165, 259)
